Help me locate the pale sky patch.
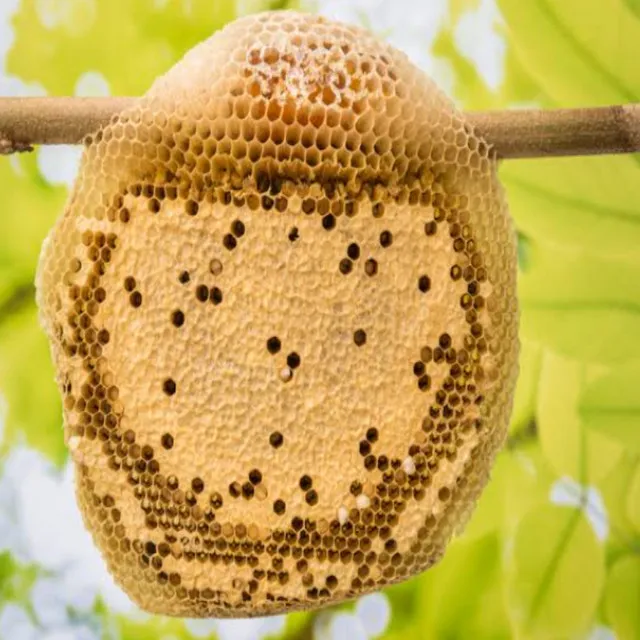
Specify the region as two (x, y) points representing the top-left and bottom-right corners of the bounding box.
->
(454, 0), (505, 90)
(75, 70), (110, 97)
(550, 476), (609, 542)
(37, 145), (83, 188)
(355, 593), (391, 637)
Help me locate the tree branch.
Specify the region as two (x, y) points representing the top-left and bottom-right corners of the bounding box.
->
(0, 97), (639, 159)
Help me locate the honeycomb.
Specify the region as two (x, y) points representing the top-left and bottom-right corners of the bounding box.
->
(35, 10), (519, 618)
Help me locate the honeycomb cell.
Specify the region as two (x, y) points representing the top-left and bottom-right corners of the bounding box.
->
(353, 329), (367, 347)
(35, 10), (518, 619)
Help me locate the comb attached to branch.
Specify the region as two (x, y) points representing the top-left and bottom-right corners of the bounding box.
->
(0, 97), (639, 158)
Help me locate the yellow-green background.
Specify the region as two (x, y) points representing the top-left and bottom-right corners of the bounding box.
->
(0, 1), (638, 639)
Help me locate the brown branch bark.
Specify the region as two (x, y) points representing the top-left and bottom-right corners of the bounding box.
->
(0, 97), (639, 159)
(470, 104), (640, 159)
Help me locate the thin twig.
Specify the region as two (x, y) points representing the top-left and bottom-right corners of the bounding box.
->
(0, 97), (639, 159)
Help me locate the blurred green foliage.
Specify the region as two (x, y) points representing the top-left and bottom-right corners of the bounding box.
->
(0, 0), (638, 639)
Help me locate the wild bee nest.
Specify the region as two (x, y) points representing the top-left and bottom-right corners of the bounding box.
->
(36, 10), (518, 618)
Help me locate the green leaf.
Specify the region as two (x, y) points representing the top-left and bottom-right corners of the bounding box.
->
(8, 0), (300, 97)
(518, 241), (640, 364)
(627, 465), (640, 532)
(0, 155), (66, 466)
(8, 0), (239, 96)
(505, 505), (605, 639)
(0, 553), (39, 603)
(384, 579), (421, 637)
(497, 0), (639, 107)
(579, 363), (640, 452)
(461, 440), (558, 545)
(509, 338), (542, 435)
(537, 350), (623, 484)
(503, 444), (557, 535)
(433, 5), (542, 110)
(604, 556), (640, 640)
(449, 0), (483, 19)
(598, 455), (640, 557)
(492, 0), (640, 320)
(501, 155), (640, 263)
(625, 0), (640, 18)
(0, 156), (65, 306)
(117, 615), (189, 640)
(497, 0), (640, 263)
(0, 553), (17, 602)
(0, 304), (65, 466)
(462, 450), (510, 541)
(281, 612), (314, 639)
(416, 533), (510, 639)
(432, 26), (498, 110)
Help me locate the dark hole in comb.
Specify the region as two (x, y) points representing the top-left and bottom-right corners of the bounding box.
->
(339, 258), (353, 275)
(242, 482), (254, 499)
(269, 431), (284, 448)
(231, 220), (245, 237)
(161, 433), (174, 450)
(223, 234), (237, 251)
(210, 287), (223, 305)
(267, 337), (281, 354)
(364, 258), (378, 277)
(322, 214), (336, 231)
(162, 378), (177, 396)
(372, 203), (384, 218)
(287, 352), (301, 369)
(347, 243), (360, 260)
(210, 492), (223, 509)
(439, 333), (452, 349)
(129, 291), (142, 308)
(424, 221), (437, 236)
(353, 329), (367, 346)
(196, 285), (209, 302)
(171, 310), (185, 327)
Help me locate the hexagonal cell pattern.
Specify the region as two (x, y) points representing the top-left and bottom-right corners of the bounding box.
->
(35, 10), (519, 618)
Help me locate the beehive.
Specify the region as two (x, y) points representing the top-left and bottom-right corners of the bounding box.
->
(36, 10), (519, 617)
